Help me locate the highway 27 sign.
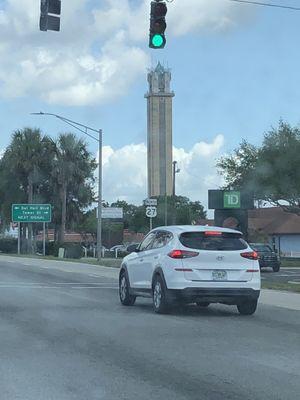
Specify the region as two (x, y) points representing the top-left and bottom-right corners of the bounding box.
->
(146, 206), (157, 218)
(12, 204), (52, 223)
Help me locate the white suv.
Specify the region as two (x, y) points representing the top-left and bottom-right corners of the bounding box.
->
(119, 226), (260, 315)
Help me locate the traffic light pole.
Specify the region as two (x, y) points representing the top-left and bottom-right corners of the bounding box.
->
(97, 129), (103, 260)
(31, 112), (103, 261)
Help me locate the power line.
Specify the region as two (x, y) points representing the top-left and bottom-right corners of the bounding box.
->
(229, 0), (300, 11)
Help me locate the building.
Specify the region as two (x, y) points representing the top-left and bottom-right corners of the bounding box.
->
(248, 207), (300, 256)
(198, 207), (300, 256)
(145, 62), (174, 197)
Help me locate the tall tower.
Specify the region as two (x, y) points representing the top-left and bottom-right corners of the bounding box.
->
(145, 62), (175, 197)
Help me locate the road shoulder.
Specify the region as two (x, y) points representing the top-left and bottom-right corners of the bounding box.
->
(260, 289), (300, 311)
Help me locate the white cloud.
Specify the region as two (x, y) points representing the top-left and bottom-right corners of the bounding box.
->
(0, 0), (253, 106)
(100, 135), (225, 210)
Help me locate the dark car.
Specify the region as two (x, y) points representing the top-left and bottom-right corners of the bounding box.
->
(250, 243), (281, 272)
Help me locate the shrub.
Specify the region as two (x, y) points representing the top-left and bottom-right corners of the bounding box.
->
(62, 243), (83, 259)
(0, 238), (18, 253)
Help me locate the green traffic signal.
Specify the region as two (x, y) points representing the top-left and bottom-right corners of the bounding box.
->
(149, 1), (167, 49)
(151, 34), (164, 48)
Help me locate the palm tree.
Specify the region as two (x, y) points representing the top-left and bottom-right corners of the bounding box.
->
(6, 128), (54, 202)
(52, 133), (96, 243)
(3, 128), (54, 251)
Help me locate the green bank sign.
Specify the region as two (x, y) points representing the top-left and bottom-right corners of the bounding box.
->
(223, 192), (241, 209)
(12, 204), (52, 223)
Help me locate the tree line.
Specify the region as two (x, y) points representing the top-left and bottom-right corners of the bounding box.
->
(0, 128), (96, 248)
(217, 120), (300, 215)
(0, 128), (207, 250)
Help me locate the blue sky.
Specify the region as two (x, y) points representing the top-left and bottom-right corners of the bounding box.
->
(0, 0), (300, 205)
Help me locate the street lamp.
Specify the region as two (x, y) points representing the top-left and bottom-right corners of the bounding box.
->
(172, 160), (180, 197)
(172, 161), (180, 225)
(31, 112), (103, 261)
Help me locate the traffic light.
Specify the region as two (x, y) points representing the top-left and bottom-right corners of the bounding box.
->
(149, 1), (167, 49)
(40, 0), (61, 32)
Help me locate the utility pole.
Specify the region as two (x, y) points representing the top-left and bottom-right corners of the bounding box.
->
(172, 161), (180, 197)
(31, 112), (103, 261)
(172, 161), (180, 224)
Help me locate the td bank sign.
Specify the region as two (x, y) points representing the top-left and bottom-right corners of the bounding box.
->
(223, 191), (241, 209)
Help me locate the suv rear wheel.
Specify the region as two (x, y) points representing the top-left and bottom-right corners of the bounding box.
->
(153, 275), (169, 314)
(237, 300), (258, 315)
(119, 272), (136, 306)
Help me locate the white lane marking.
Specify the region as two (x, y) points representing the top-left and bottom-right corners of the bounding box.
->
(0, 282), (47, 285)
(54, 283), (118, 285)
(53, 289), (103, 303)
(0, 285), (118, 289)
(0, 285), (61, 289)
(72, 286), (118, 289)
(288, 281), (300, 285)
(0, 282), (118, 289)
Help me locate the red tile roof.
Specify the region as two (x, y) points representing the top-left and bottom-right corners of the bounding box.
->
(249, 207), (300, 235)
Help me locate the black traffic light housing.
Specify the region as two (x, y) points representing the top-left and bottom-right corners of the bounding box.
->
(149, 1), (167, 49)
(40, 0), (61, 31)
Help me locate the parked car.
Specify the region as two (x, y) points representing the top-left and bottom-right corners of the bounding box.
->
(110, 245), (127, 252)
(126, 243), (140, 253)
(119, 226), (261, 315)
(250, 243), (281, 272)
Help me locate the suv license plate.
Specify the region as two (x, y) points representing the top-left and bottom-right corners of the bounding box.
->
(212, 270), (227, 281)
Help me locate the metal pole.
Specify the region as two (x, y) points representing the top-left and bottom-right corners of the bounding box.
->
(43, 222), (46, 256)
(150, 217), (153, 231)
(97, 129), (103, 261)
(18, 222), (21, 255)
(164, 194), (168, 226)
(172, 161), (176, 225)
(172, 161), (176, 197)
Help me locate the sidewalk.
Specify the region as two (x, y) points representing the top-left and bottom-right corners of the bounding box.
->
(260, 289), (300, 311)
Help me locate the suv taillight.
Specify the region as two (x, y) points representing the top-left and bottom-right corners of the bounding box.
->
(168, 250), (199, 259)
(241, 251), (258, 260)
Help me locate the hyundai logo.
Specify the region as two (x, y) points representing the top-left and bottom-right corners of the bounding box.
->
(217, 256), (224, 261)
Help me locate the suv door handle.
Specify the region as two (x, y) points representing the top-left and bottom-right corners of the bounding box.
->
(139, 258), (144, 262)
(154, 256), (159, 260)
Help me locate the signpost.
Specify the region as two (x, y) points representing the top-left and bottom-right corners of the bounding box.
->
(144, 199), (157, 230)
(101, 207), (123, 219)
(146, 206), (157, 219)
(208, 190), (254, 238)
(223, 191), (241, 209)
(12, 204), (51, 222)
(12, 204), (52, 256)
(144, 198), (158, 207)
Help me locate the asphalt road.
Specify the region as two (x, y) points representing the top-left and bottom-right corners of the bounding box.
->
(0, 257), (299, 400)
(261, 267), (300, 285)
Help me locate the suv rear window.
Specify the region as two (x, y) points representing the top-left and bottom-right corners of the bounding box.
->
(179, 232), (248, 251)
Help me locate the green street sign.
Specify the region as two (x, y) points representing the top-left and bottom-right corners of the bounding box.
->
(223, 192), (241, 209)
(12, 204), (52, 223)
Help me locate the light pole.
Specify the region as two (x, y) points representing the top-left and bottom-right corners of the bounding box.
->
(172, 161), (180, 224)
(31, 112), (103, 261)
(172, 161), (180, 197)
